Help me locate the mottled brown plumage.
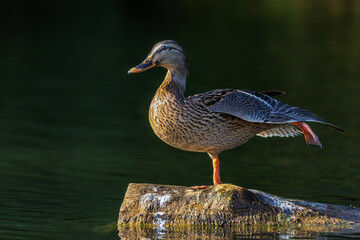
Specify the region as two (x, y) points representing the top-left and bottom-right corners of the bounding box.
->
(149, 74), (273, 154)
(128, 40), (344, 187)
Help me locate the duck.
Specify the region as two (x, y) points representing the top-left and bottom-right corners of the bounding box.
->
(128, 40), (344, 188)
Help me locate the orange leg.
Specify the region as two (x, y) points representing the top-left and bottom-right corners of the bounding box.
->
(212, 155), (222, 185)
(292, 122), (322, 148)
(190, 153), (222, 189)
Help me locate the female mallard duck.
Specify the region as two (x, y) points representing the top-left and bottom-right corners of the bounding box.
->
(128, 40), (344, 188)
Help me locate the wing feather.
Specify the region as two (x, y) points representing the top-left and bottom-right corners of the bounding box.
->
(259, 90), (285, 97)
(206, 90), (344, 132)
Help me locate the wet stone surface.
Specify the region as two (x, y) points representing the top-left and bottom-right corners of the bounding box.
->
(118, 183), (360, 229)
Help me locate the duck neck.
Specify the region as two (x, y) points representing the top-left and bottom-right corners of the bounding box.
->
(159, 69), (187, 98)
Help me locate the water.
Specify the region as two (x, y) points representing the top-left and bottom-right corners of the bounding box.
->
(0, 1), (359, 239)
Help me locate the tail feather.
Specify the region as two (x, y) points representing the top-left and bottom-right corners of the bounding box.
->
(257, 124), (302, 138)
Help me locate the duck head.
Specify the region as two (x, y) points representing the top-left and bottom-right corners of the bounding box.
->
(128, 40), (188, 76)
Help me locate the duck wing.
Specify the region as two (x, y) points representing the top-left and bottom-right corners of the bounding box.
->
(205, 89), (344, 132)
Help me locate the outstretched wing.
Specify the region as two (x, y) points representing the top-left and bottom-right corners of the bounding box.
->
(206, 90), (344, 132)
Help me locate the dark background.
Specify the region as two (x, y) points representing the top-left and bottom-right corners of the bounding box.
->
(0, 0), (359, 239)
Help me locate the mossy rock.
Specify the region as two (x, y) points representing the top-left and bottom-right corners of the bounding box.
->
(118, 183), (359, 229)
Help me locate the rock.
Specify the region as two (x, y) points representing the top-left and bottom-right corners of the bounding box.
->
(118, 183), (360, 229)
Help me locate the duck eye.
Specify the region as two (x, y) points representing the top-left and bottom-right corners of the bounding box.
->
(162, 46), (169, 51)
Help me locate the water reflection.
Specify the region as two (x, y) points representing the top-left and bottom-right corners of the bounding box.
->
(118, 224), (360, 239)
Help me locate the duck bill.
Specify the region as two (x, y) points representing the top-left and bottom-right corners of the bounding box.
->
(128, 57), (156, 74)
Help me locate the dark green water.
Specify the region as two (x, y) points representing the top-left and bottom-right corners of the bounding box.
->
(0, 1), (359, 239)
